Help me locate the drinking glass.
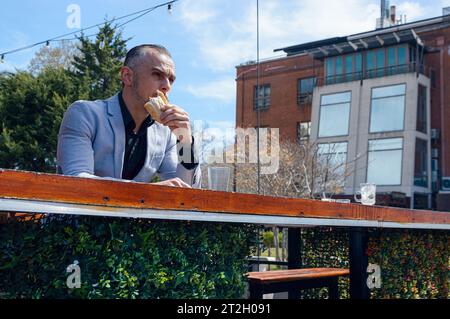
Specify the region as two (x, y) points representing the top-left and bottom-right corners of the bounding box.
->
(354, 183), (376, 205)
(207, 166), (231, 191)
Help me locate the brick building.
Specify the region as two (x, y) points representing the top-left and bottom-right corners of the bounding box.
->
(235, 9), (450, 210)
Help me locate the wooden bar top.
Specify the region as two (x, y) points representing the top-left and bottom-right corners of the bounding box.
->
(0, 169), (449, 227)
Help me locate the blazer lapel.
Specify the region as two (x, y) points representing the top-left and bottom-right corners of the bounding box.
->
(106, 94), (125, 178)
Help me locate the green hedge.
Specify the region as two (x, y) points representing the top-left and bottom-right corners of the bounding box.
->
(367, 229), (449, 299)
(300, 227), (350, 299)
(1, 217), (448, 299)
(297, 227), (449, 299)
(0, 216), (258, 299)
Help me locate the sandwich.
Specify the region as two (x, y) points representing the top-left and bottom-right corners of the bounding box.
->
(144, 90), (169, 123)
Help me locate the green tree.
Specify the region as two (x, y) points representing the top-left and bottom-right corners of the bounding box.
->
(0, 22), (129, 172)
(0, 68), (76, 172)
(72, 21), (129, 100)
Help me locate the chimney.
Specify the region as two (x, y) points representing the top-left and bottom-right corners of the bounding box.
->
(390, 5), (396, 25)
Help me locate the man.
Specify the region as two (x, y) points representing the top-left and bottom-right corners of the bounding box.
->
(57, 44), (201, 188)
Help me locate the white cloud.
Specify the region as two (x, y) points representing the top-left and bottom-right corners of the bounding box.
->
(179, 0), (218, 27)
(179, 0), (437, 103)
(178, 0), (380, 71)
(179, 0), (436, 74)
(396, 1), (435, 22)
(184, 78), (235, 102)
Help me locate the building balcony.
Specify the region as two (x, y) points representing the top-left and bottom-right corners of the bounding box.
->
(317, 62), (427, 86)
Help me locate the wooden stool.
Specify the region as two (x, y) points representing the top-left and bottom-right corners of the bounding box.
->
(246, 268), (350, 299)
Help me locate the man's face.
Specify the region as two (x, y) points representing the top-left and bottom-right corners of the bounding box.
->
(124, 49), (176, 106)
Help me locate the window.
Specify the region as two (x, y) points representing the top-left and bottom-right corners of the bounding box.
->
(325, 58), (334, 84)
(416, 84), (427, 133)
(326, 54), (362, 84)
(387, 47), (396, 68)
(318, 142), (348, 178)
(367, 138), (403, 185)
(431, 158), (439, 190)
(335, 56), (343, 83)
(297, 122), (311, 141)
(297, 77), (316, 104)
(370, 84), (406, 133)
(323, 46), (413, 85)
(355, 53), (362, 80)
(414, 138), (428, 187)
(319, 91), (351, 137)
(345, 55), (353, 81)
(398, 46), (407, 65)
(376, 49), (385, 77)
(366, 51), (376, 78)
(253, 84), (271, 110)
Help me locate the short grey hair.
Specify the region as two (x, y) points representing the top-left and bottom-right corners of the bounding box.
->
(124, 44), (172, 70)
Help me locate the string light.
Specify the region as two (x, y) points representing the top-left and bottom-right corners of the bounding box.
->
(168, 3), (172, 14)
(45, 41), (50, 47)
(0, 54), (4, 63)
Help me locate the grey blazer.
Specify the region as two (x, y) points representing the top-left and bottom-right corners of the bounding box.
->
(57, 94), (201, 187)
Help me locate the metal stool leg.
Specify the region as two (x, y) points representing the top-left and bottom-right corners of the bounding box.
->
(249, 281), (264, 299)
(328, 277), (339, 299)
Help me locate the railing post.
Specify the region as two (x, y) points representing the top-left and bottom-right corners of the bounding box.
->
(349, 227), (370, 299)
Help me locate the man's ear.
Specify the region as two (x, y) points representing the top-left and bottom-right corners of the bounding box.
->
(120, 66), (134, 87)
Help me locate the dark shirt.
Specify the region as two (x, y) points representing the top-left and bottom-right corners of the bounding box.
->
(118, 92), (197, 180)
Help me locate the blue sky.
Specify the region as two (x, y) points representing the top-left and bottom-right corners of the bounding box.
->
(1, 0), (449, 130)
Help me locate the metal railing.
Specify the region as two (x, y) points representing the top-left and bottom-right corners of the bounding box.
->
(319, 62), (428, 86)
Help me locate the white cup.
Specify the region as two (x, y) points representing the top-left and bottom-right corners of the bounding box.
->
(354, 183), (376, 205)
(207, 166), (231, 191)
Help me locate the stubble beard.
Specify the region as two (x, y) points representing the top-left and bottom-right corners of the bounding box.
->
(130, 76), (148, 107)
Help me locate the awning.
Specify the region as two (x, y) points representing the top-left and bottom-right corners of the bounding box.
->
(275, 29), (428, 59)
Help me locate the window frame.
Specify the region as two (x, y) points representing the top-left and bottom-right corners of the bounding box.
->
(369, 83), (407, 134)
(317, 141), (349, 187)
(318, 91), (352, 138)
(416, 84), (427, 133)
(297, 77), (316, 105)
(366, 137), (404, 186)
(253, 84), (271, 110)
(414, 137), (429, 188)
(297, 121), (311, 142)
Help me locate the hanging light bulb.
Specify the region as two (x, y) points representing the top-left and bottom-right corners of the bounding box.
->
(168, 3), (172, 14)
(0, 54), (4, 63)
(46, 41), (50, 47)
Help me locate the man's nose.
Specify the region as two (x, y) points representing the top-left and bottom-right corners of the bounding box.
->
(159, 77), (171, 94)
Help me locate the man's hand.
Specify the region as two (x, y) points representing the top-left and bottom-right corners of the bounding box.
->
(153, 177), (191, 188)
(159, 104), (192, 144)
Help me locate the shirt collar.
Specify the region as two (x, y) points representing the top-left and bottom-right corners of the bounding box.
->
(119, 91), (154, 135)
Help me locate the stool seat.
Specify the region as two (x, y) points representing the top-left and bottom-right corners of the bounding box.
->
(246, 267), (350, 299)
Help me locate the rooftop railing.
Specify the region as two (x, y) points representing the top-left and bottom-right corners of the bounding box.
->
(318, 62), (429, 86)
